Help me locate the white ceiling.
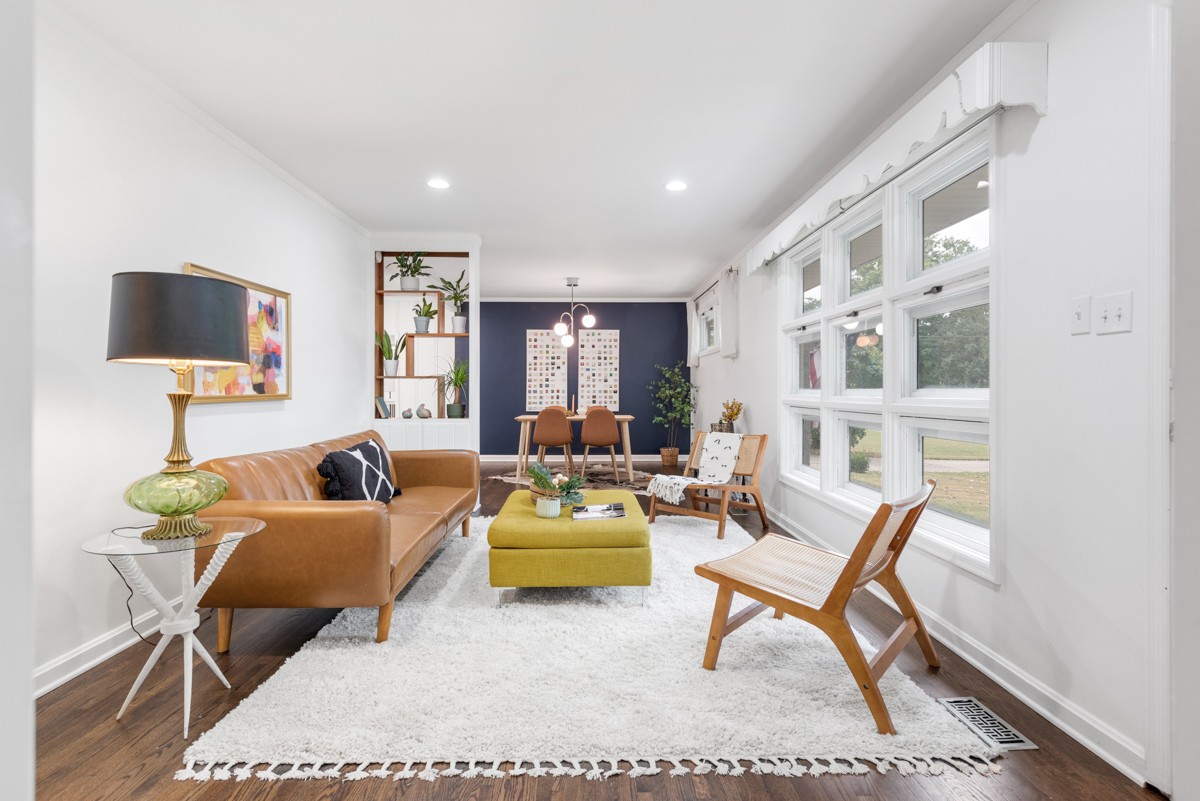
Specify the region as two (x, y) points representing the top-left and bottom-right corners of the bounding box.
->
(51, 0), (1013, 298)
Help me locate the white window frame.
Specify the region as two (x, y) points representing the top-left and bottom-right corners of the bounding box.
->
(777, 121), (996, 582)
(782, 405), (822, 484)
(785, 328), (823, 398)
(696, 287), (720, 357)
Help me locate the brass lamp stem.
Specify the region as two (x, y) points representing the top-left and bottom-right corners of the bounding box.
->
(163, 362), (195, 473)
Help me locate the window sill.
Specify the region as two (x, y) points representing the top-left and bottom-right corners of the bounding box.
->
(777, 472), (997, 584)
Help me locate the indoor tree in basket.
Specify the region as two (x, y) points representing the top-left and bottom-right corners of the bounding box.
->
(388, 252), (430, 290)
(428, 270), (470, 333)
(648, 361), (697, 468)
(413, 295), (438, 334)
(527, 462), (585, 518)
(375, 329), (406, 376)
(442, 357), (468, 418)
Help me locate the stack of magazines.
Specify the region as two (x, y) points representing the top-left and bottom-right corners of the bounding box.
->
(572, 502), (627, 521)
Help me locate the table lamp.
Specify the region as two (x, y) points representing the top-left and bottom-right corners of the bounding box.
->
(107, 272), (250, 539)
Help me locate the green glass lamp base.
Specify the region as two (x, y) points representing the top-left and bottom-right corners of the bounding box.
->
(124, 468), (229, 540)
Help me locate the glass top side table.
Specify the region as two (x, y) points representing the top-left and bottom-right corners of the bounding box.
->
(81, 516), (264, 738)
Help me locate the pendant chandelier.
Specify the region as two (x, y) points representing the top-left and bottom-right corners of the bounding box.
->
(553, 277), (596, 347)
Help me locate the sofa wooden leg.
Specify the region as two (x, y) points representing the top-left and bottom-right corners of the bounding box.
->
(217, 608), (234, 653)
(461, 517), (470, 537)
(376, 600), (394, 643)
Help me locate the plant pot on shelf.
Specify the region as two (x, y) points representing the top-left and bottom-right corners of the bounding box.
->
(446, 403), (465, 418)
(451, 315), (468, 334)
(413, 316), (432, 334)
(383, 359), (399, 377)
(399, 276), (420, 291)
(660, 447), (679, 468)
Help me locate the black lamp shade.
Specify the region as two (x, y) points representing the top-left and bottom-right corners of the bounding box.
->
(107, 272), (250, 366)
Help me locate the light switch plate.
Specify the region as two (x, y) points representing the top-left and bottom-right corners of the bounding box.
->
(1095, 291), (1133, 335)
(1070, 296), (1091, 335)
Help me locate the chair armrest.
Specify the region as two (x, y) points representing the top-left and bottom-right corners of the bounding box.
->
(196, 499), (392, 608)
(390, 449), (480, 491)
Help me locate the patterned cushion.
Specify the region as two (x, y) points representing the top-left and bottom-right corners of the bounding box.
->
(317, 440), (399, 502)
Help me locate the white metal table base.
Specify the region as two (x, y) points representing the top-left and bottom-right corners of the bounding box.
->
(108, 539), (240, 737)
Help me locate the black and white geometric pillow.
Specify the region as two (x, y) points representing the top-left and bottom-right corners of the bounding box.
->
(317, 439), (399, 502)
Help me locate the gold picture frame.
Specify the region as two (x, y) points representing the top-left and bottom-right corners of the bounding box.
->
(183, 263), (292, 403)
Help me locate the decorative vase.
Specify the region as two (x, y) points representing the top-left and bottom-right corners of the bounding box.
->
(660, 447), (679, 468)
(535, 496), (562, 518)
(451, 315), (468, 334)
(446, 402), (465, 418)
(400, 276), (420, 291)
(383, 359), (399, 377)
(414, 316), (432, 334)
(711, 421), (731, 433)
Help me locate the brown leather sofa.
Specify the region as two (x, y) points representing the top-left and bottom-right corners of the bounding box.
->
(195, 431), (479, 651)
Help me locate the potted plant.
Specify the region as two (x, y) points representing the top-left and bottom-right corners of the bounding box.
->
(375, 329), (406, 376)
(412, 295), (437, 334)
(428, 270), (470, 334)
(648, 361), (697, 468)
(527, 462), (585, 518)
(388, 252), (430, 291)
(712, 398), (743, 432)
(442, 358), (469, 418)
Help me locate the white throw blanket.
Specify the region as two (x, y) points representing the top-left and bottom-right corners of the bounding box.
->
(648, 433), (743, 505)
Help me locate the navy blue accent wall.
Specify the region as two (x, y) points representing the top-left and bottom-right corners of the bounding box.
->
(480, 302), (689, 456)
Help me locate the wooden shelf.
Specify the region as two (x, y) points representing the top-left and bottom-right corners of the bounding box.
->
(376, 289), (445, 296)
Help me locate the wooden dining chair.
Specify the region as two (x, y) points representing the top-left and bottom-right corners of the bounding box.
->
(532, 406), (575, 473)
(693, 480), (938, 735)
(579, 406), (623, 482)
(648, 431), (770, 539)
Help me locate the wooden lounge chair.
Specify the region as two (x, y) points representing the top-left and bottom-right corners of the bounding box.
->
(648, 431), (770, 539)
(694, 480), (938, 734)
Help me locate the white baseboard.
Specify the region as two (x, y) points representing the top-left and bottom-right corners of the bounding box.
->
(35, 597), (179, 698)
(765, 503), (1147, 786)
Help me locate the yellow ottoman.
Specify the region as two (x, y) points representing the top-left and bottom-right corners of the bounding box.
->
(488, 489), (652, 591)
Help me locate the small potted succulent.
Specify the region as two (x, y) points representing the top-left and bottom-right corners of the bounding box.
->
(648, 361), (697, 468)
(412, 295), (437, 334)
(442, 358), (469, 418)
(527, 462), (585, 518)
(712, 398), (743, 432)
(375, 329), (406, 376)
(428, 270), (470, 333)
(389, 252), (430, 291)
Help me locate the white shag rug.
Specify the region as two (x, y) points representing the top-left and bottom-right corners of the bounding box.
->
(179, 515), (998, 783)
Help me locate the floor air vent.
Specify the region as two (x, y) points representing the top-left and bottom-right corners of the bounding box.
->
(939, 697), (1038, 750)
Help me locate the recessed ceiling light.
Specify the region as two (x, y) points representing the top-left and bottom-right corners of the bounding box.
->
(427, 178), (450, 189)
(665, 180), (688, 192)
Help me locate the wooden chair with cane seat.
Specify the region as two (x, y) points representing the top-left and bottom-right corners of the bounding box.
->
(648, 431), (770, 539)
(579, 406), (623, 482)
(693, 480), (939, 735)
(532, 406), (575, 473)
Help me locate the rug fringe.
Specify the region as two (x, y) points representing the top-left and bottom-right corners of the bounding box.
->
(174, 753), (1001, 781)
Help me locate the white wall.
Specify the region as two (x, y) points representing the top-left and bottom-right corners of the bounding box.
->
(33, 13), (372, 692)
(693, 0), (1164, 784)
(0, 0), (36, 796)
(1171, 0), (1199, 796)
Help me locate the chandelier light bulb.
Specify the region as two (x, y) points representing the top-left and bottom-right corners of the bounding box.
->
(875, 323), (884, 336)
(581, 313), (596, 328)
(561, 333), (575, 348)
(553, 321), (568, 336)
(856, 333), (870, 347)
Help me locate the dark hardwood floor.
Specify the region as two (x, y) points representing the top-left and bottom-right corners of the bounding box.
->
(37, 461), (1160, 801)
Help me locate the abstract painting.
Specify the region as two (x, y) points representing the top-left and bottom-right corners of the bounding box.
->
(184, 263), (292, 402)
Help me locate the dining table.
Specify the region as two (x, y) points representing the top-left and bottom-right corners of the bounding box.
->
(514, 413), (635, 479)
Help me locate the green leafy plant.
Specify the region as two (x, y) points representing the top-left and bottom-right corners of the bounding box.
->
(648, 361), (697, 450)
(374, 330), (407, 360)
(412, 295), (438, 319)
(388, 252), (430, 279)
(428, 270), (470, 315)
(442, 358), (468, 403)
(527, 462), (585, 505)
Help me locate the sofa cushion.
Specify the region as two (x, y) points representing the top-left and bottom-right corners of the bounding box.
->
(388, 512), (446, 590)
(318, 440), (398, 502)
(389, 486), (476, 528)
(198, 431), (385, 501)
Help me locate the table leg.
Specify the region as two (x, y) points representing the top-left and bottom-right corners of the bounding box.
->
(620, 421), (635, 481)
(516, 421), (528, 477)
(117, 633), (172, 720)
(182, 631), (194, 738)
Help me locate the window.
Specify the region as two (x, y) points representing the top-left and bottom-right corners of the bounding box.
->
(780, 124), (993, 575)
(696, 287), (719, 355)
